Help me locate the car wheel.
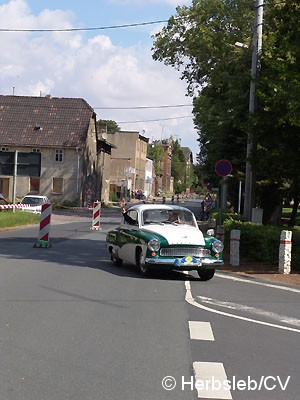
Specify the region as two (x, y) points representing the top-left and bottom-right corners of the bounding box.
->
(136, 248), (149, 275)
(197, 269), (215, 281)
(111, 250), (123, 266)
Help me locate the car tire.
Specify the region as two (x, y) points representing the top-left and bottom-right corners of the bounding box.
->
(136, 248), (149, 275)
(197, 269), (215, 281)
(111, 250), (123, 266)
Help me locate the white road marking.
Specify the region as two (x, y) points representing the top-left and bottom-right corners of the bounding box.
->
(193, 362), (232, 399)
(198, 296), (300, 327)
(185, 280), (300, 333)
(189, 321), (215, 341)
(216, 272), (300, 293)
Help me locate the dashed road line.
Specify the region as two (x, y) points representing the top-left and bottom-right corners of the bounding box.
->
(188, 321), (215, 341)
(193, 362), (232, 399)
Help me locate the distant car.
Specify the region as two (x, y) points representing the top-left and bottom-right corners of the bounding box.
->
(0, 194), (9, 204)
(0, 194), (9, 211)
(20, 195), (50, 213)
(106, 204), (224, 280)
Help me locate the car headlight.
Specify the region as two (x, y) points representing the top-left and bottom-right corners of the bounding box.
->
(148, 238), (160, 252)
(212, 239), (224, 253)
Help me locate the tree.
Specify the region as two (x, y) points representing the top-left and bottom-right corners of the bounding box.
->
(152, 0), (300, 224)
(147, 143), (164, 176)
(171, 140), (186, 193)
(97, 119), (120, 134)
(152, 0), (254, 209)
(255, 1), (300, 225)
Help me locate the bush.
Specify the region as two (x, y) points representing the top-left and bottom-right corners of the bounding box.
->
(211, 210), (243, 224)
(223, 220), (300, 272)
(224, 220), (282, 267)
(51, 199), (80, 209)
(109, 191), (120, 202)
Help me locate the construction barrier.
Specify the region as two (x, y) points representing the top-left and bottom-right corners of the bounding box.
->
(91, 201), (101, 230)
(0, 203), (34, 210)
(33, 203), (52, 248)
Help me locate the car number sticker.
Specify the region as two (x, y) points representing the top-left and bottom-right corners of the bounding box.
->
(174, 256), (200, 267)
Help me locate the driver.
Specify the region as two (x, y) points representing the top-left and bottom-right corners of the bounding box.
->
(169, 210), (182, 224)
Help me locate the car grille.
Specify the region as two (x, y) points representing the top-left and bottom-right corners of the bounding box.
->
(160, 247), (211, 258)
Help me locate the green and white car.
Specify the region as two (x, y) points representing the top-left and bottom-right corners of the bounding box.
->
(106, 204), (223, 280)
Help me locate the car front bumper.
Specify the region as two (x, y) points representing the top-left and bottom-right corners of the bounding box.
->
(145, 257), (223, 269)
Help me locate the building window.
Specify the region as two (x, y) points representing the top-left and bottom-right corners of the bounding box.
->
(52, 178), (64, 194)
(32, 148), (41, 153)
(1, 147), (9, 152)
(55, 149), (64, 162)
(30, 177), (40, 193)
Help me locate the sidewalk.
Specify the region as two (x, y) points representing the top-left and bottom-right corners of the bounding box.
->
(222, 260), (300, 286)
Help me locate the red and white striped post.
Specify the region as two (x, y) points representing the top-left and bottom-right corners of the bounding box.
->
(91, 201), (101, 230)
(34, 203), (52, 248)
(279, 230), (292, 274)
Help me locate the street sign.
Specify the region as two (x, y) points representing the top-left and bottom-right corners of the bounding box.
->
(215, 159), (232, 177)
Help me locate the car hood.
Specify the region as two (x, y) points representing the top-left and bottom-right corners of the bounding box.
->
(142, 225), (205, 245)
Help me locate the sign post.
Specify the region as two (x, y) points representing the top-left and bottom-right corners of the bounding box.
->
(215, 160), (233, 222)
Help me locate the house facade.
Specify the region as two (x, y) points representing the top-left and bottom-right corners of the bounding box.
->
(0, 95), (112, 205)
(107, 130), (149, 199)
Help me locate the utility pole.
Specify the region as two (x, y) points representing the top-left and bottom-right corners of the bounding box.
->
(243, 0), (264, 221)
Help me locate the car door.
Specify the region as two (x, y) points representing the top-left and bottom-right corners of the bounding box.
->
(118, 209), (141, 264)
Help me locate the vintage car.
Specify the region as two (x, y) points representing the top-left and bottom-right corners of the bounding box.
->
(106, 204), (223, 280)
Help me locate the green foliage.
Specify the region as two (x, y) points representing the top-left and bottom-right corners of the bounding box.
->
(152, 0), (300, 223)
(97, 120), (121, 134)
(147, 143), (164, 176)
(211, 211), (243, 225)
(224, 220), (281, 266)
(223, 220), (300, 272)
(109, 191), (120, 202)
(51, 199), (80, 209)
(0, 210), (40, 228)
(171, 140), (186, 192)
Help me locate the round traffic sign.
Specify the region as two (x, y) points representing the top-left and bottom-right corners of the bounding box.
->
(215, 159), (232, 177)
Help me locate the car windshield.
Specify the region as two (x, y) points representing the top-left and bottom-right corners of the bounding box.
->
(21, 197), (44, 205)
(142, 209), (196, 227)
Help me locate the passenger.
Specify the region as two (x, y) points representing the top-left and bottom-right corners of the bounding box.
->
(121, 204), (137, 225)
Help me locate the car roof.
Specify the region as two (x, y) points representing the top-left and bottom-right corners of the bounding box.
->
(23, 195), (48, 198)
(126, 203), (192, 213)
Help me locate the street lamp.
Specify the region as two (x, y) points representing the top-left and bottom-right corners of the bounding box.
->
(243, 0), (264, 221)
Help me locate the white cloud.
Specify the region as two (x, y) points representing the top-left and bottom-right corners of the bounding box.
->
(108, 0), (189, 5)
(0, 0), (199, 155)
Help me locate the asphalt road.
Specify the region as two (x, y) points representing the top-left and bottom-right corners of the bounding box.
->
(0, 207), (299, 400)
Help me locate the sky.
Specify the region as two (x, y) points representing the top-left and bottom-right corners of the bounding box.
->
(0, 0), (199, 157)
